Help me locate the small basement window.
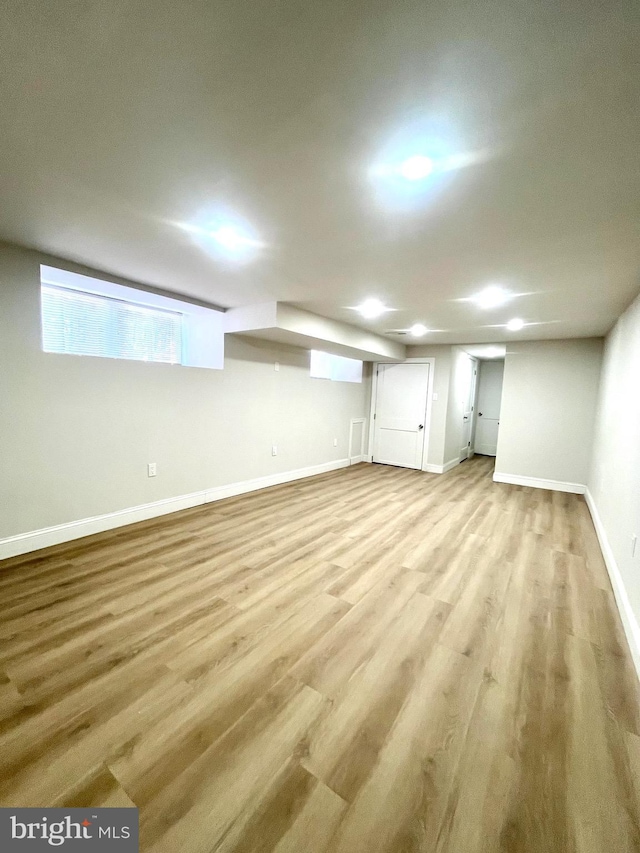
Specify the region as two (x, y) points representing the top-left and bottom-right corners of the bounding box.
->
(40, 266), (223, 369)
(310, 350), (363, 383)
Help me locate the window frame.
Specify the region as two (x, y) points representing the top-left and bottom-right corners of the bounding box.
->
(40, 265), (224, 370)
(310, 349), (363, 383)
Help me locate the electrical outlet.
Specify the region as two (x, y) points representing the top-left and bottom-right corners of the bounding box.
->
(333, 438), (338, 447)
(275, 361), (280, 371)
(272, 445), (278, 456)
(148, 463), (157, 477)
(432, 392), (439, 401)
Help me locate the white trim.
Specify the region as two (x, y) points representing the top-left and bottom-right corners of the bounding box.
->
(40, 264), (219, 319)
(0, 459), (351, 560)
(422, 458), (459, 475)
(368, 357), (435, 473)
(585, 489), (640, 680)
(493, 472), (586, 494)
(423, 463), (444, 474)
(348, 417), (367, 464)
(460, 355), (479, 461)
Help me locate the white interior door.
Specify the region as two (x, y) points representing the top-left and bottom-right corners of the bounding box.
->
(460, 357), (478, 460)
(373, 362), (430, 469)
(475, 360), (505, 456)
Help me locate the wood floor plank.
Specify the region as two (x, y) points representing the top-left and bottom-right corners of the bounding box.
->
(138, 677), (326, 853)
(1, 455), (639, 851)
(324, 642), (483, 853)
(565, 635), (640, 852)
(271, 776), (347, 853)
(301, 592), (451, 803)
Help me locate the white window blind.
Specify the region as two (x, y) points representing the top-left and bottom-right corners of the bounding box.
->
(310, 350), (363, 383)
(41, 284), (183, 364)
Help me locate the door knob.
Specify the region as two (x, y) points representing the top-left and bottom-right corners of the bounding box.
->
(418, 424), (424, 430)
(478, 412), (483, 417)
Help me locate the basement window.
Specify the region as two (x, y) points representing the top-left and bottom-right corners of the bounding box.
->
(310, 350), (363, 383)
(40, 266), (223, 369)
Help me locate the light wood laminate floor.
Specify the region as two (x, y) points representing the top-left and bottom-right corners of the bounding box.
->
(1, 456), (639, 852)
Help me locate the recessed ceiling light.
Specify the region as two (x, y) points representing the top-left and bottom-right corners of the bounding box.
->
(506, 318), (525, 331)
(176, 212), (265, 263)
(409, 323), (428, 337)
(472, 285), (512, 310)
(209, 224), (264, 251)
(356, 298), (388, 319)
(398, 155), (434, 181)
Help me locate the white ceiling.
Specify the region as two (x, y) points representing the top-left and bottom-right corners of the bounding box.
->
(1, 0), (639, 344)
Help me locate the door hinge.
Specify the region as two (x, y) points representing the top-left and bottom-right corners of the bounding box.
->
(373, 413), (376, 420)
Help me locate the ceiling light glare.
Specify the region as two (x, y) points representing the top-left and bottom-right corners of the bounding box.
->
(357, 298), (388, 319)
(210, 225), (263, 251)
(409, 323), (428, 337)
(473, 285), (512, 310)
(506, 318), (525, 331)
(176, 210), (265, 265)
(398, 155), (434, 181)
(211, 226), (244, 250)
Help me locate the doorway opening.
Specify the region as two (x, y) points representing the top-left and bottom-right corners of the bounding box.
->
(369, 359), (434, 470)
(471, 356), (505, 458)
(456, 345), (506, 463)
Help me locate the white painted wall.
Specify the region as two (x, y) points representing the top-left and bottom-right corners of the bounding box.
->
(494, 339), (603, 490)
(587, 292), (640, 673)
(0, 243), (370, 548)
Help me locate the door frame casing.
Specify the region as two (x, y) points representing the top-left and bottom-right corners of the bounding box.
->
(463, 356), (480, 461)
(367, 357), (435, 471)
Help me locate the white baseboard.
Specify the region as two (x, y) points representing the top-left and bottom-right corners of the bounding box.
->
(0, 458), (351, 561)
(585, 490), (640, 681)
(349, 455), (366, 465)
(423, 458), (460, 475)
(493, 472), (586, 494)
(202, 459), (350, 504)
